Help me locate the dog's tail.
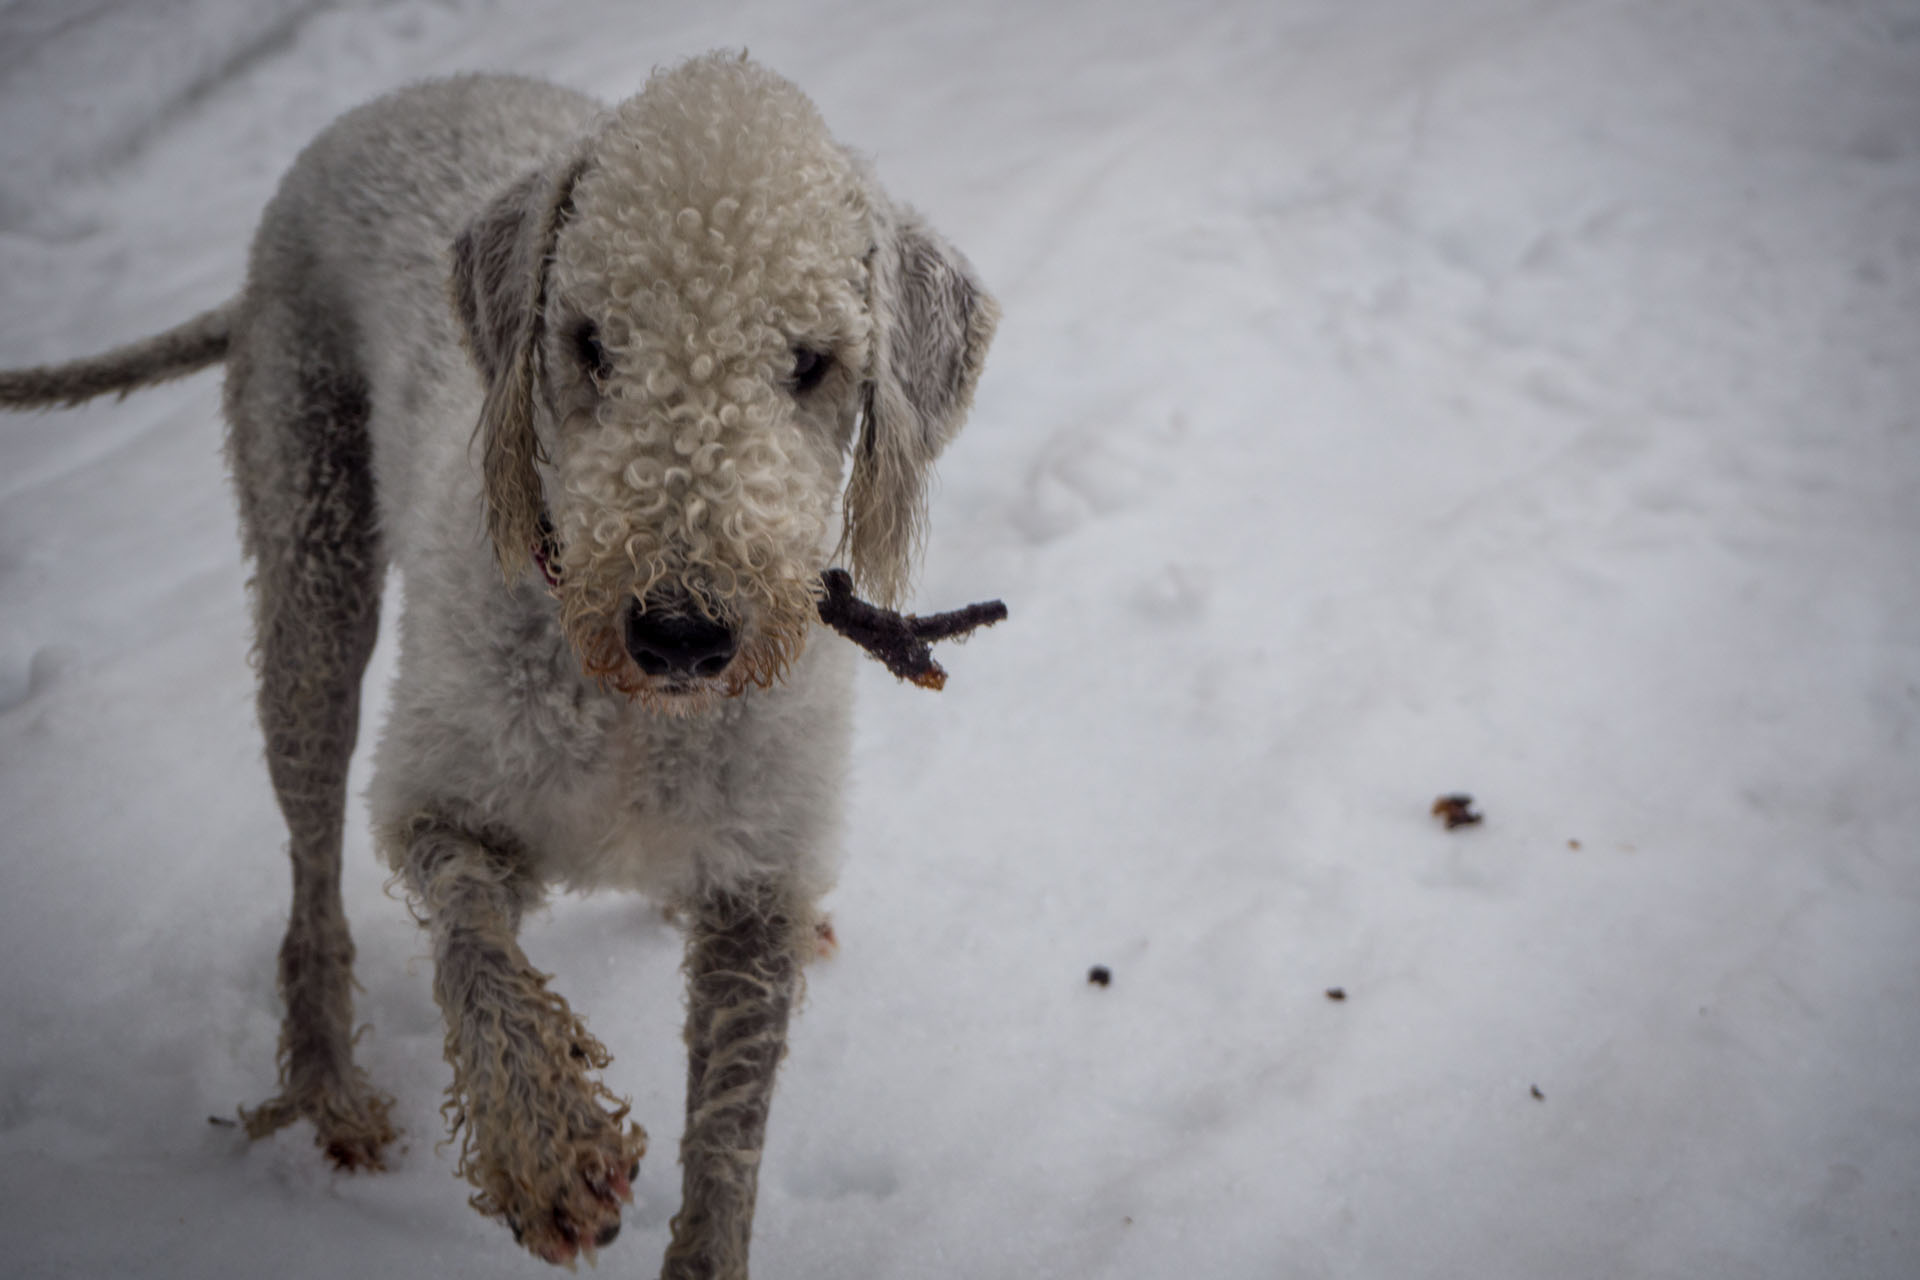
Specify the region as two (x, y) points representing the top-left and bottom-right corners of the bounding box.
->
(0, 301), (235, 410)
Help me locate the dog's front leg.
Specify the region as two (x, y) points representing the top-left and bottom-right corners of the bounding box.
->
(401, 817), (647, 1266)
(662, 883), (810, 1280)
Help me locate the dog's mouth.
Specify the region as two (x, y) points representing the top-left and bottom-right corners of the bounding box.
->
(628, 671), (730, 717)
(548, 553), (819, 708)
(567, 611), (809, 710)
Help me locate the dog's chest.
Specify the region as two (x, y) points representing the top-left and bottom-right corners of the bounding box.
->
(515, 706), (742, 898)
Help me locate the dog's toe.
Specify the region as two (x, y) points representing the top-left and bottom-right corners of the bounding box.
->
(497, 1121), (646, 1266)
(313, 1085), (398, 1171)
(240, 1075), (397, 1172)
(515, 1197), (614, 1267)
(323, 1131), (388, 1172)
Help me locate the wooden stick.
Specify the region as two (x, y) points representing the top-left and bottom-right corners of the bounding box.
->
(814, 569), (1008, 690)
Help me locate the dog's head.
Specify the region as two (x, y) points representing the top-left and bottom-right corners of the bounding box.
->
(450, 53), (996, 713)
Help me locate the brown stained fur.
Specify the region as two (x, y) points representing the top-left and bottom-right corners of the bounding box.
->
(228, 356), (397, 1167)
(663, 886), (808, 1280)
(403, 818), (647, 1265)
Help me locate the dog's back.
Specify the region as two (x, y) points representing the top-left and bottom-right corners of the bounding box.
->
(230, 75), (601, 564)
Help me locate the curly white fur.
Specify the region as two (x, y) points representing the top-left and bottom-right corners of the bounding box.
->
(548, 74), (873, 700)
(549, 60), (874, 678)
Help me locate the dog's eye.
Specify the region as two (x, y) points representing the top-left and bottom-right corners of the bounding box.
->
(574, 322), (612, 384)
(789, 346), (832, 395)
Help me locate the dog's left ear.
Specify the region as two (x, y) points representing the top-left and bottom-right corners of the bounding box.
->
(843, 202), (999, 608)
(450, 156), (588, 581)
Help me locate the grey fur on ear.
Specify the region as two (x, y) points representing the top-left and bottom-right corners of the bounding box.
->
(843, 203), (999, 608)
(450, 157), (588, 580)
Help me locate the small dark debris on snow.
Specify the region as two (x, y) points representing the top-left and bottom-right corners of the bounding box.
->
(207, 1114), (237, 1128)
(1088, 965), (1112, 987)
(1325, 987), (1347, 1002)
(1431, 793), (1482, 829)
(1567, 838), (1582, 850)
(1530, 1084), (1546, 1101)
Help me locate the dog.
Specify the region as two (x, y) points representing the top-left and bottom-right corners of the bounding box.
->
(0, 52), (997, 1276)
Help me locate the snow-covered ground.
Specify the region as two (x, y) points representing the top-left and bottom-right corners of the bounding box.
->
(3, 1), (1918, 1275)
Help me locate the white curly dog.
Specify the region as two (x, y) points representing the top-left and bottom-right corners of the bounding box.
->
(0, 52), (997, 1275)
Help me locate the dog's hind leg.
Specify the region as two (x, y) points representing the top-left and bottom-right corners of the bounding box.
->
(225, 318), (395, 1169)
(399, 817), (647, 1265)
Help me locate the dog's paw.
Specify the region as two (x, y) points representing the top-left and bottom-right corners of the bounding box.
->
(437, 957), (648, 1262)
(314, 1088), (399, 1171)
(239, 1073), (398, 1171)
(491, 1116), (648, 1266)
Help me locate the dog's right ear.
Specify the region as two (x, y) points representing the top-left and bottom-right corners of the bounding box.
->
(450, 157), (587, 581)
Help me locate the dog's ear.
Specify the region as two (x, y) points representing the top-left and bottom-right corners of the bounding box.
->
(843, 203), (999, 608)
(450, 157), (587, 581)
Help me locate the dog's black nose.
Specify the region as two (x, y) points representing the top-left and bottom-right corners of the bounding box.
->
(624, 600), (738, 678)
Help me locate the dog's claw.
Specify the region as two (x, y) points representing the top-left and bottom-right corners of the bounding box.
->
(323, 1135), (387, 1172)
(585, 1155), (633, 1206)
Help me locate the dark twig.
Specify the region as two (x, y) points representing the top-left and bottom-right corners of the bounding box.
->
(815, 568), (1008, 690)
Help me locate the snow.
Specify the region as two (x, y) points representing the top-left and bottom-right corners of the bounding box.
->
(3, 0), (1918, 1275)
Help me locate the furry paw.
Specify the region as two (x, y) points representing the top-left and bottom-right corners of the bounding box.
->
(429, 930), (649, 1263)
(447, 1021), (648, 1266)
(489, 1114), (648, 1266)
(239, 1074), (398, 1171)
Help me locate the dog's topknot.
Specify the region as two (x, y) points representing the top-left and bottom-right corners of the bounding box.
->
(544, 53), (877, 698)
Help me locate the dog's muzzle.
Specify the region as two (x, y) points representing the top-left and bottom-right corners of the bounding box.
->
(623, 597), (739, 679)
